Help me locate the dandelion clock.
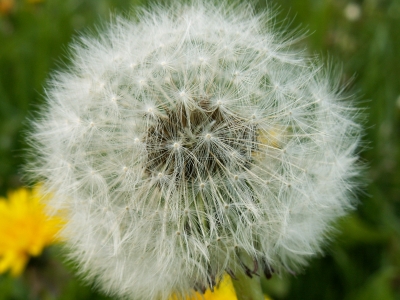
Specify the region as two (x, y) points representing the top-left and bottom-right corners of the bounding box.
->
(27, 2), (362, 299)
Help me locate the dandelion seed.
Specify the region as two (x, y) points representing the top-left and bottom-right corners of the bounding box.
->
(27, 2), (362, 300)
(344, 3), (362, 22)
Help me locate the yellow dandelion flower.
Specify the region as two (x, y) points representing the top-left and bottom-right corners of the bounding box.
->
(0, 185), (63, 277)
(170, 274), (272, 300)
(0, 0), (14, 15)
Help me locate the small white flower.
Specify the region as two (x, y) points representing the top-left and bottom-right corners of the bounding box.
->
(28, 2), (362, 299)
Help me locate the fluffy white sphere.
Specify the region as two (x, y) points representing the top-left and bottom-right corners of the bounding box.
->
(29, 2), (361, 299)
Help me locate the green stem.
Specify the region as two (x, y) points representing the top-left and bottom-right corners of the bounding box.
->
(232, 271), (264, 300)
(231, 254), (264, 300)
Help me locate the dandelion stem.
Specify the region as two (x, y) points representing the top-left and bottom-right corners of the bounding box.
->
(231, 253), (264, 300)
(232, 271), (264, 300)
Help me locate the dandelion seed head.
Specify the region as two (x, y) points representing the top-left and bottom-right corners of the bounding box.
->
(27, 2), (362, 300)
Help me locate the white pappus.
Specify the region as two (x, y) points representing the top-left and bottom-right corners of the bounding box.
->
(27, 1), (362, 299)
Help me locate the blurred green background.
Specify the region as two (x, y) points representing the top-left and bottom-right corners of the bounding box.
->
(0, 0), (399, 299)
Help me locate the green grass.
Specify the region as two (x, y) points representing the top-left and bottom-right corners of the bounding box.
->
(1, 0), (399, 299)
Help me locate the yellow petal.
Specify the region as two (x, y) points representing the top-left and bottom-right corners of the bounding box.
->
(0, 185), (64, 276)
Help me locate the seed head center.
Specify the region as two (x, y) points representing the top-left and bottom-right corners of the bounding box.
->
(145, 100), (256, 184)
